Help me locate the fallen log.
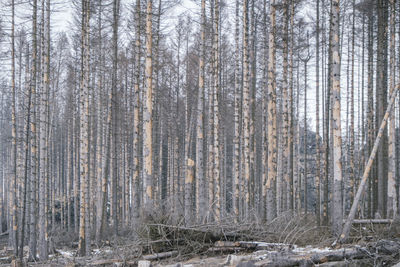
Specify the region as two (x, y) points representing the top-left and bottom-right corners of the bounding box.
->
(246, 240), (400, 266)
(89, 259), (122, 266)
(350, 219), (392, 224)
(208, 247), (245, 253)
(214, 241), (240, 247)
(142, 250), (178, 261)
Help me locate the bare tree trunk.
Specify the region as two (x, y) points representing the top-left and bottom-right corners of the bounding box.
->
(323, 0), (331, 227)
(348, 0), (356, 208)
(111, 0), (120, 235)
(242, 0), (251, 219)
(288, 0), (295, 212)
(143, 0), (153, 213)
(212, 0), (221, 222)
(387, 0), (397, 218)
(315, 0), (321, 225)
(19, 44), (33, 262)
(261, 0), (268, 218)
(196, 0), (206, 223)
(10, 0), (18, 256)
(376, 0), (389, 219)
(330, 0), (343, 237)
(266, 0), (277, 221)
(38, 0), (50, 259)
(366, 5), (374, 218)
(78, 0), (91, 256)
(282, 0), (290, 216)
(29, 0), (38, 259)
(131, 0), (141, 223)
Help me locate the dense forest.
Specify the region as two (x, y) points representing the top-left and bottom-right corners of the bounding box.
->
(0, 0), (399, 265)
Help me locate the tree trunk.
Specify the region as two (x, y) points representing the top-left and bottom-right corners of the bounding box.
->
(143, 0), (153, 212)
(376, 0), (389, 219)
(242, 0), (251, 219)
(196, 0), (206, 223)
(212, 0), (221, 222)
(315, 0), (321, 225)
(78, 0), (91, 256)
(282, 0), (290, 216)
(387, 0), (397, 218)
(266, 0), (277, 221)
(330, 0), (343, 237)
(10, 0), (18, 256)
(38, 0), (50, 259)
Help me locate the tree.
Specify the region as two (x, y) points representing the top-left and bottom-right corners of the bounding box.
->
(196, 0), (206, 223)
(10, 0), (18, 256)
(315, 0), (321, 225)
(266, 0), (277, 221)
(387, 0), (397, 218)
(78, 0), (91, 256)
(330, 0), (343, 237)
(212, 0), (221, 222)
(38, 0), (51, 259)
(143, 0), (153, 212)
(243, 0), (251, 218)
(376, 0), (388, 219)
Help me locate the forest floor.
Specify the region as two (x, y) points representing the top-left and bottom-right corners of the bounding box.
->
(2, 214), (400, 266)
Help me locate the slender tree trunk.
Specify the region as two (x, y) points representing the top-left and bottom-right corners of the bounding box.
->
(261, 0), (268, 218)
(212, 0), (221, 222)
(10, 0), (18, 256)
(29, 0), (38, 258)
(288, 0), (295, 212)
(78, 0), (91, 256)
(111, 0), (120, 235)
(143, 0), (153, 212)
(266, 0), (277, 221)
(376, 0), (389, 219)
(315, 0), (321, 225)
(323, 0), (331, 226)
(303, 51), (309, 215)
(366, 5), (374, 218)
(387, 0), (397, 218)
(348, 0), (355, 208)
(282, 0), (290, 216)
(39, 0), (50, 259)
(242, 0), (251, 218)
(132, 0), (141, 223)
(330, 0), (343, 236)
(196, 0), (206, 223)
(19, 45), (33, 261)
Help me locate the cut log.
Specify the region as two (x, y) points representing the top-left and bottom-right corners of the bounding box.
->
(138, 260), (152, 267)
(208, 247), (245, 253)
(142, 250), (178, 261)
(89, 259), (122, 266)
(351, 219), (392, 224)
(214, 241), (240, 247)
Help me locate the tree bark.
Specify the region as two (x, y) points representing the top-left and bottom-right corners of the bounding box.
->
(330, 0), (343, 237)
(387, 0), (397, 218)
(266, 0), (277, 221)
(78, 0), (91, 256)
(143, 0), (153, 212)
(196, 0), (206, 223)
